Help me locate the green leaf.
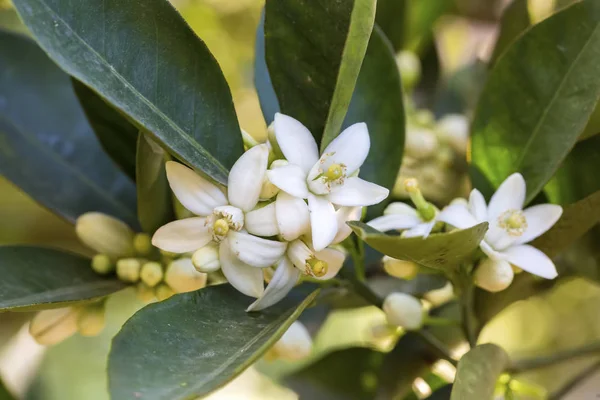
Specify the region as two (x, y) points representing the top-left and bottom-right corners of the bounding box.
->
(265, 0), (376, 148)
(108, 286), (319, 400)
(0, 246), (127, 312)
(12, 0), (244, 186)
(450, 344), (510, 400)
(72, 79), (138, 181)
(375, 0), (407, 51)
(254, 12), (279, 126)
(0, 29), (138, 228)
(405, 0), (453, 52)
(136, 133), (174, 234)
(471, 0), (600, 204)
(342, 26), (405, 219)
(489, 0), (530, 65)
(0, 377), (15, 400)
(348, 221), (488, 272)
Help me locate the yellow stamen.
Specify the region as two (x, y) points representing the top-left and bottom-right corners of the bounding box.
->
(325, 163), (344, 181)
(307, 258), (328, 278)
(213, 218), (230, 237)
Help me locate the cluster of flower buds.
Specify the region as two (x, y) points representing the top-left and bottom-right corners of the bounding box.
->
(151, 114), (389, 311)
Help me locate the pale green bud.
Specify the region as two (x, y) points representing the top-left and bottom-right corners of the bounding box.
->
(165, 258), (208, 293)
(241, 129), (260, 150)
(436, 114), (469, 154)
(192, 245), (221, 273)
(155, 283), (175, 301)
(116, 258), (142, 283)
(396, 50), (421, 90)
(405, 126), (438, 159)
(474, 258), (514, 292)
(29, 307), (80, 345)
(91, 254), (114, 275)
(270, 321), (312, 361)
(136, 282), (156, 304)
(423, 282), (454, 306)
(383, 256), (418, 279)
(140, 261), (164, 287)
(77, 302), (106, 337)
(383, 292), (424, 330)
(133, 233), (153, 256)
(75, 212), (135, 258)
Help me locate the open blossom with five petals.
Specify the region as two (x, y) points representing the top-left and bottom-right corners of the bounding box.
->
(152, 144), (287, 298)
(438, 173), (562, 279)
(266, 113), (389, 251)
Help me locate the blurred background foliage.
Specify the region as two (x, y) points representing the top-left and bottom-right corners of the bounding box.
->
(1, 0), (599, 399)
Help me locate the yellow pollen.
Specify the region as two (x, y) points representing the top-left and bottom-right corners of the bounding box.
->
(325, 163), (344, 181)
(307, 258), (328, 278)
(404, 178), (419, 193)
(213, 218), (230, 236)
(498, 210), (527, 236)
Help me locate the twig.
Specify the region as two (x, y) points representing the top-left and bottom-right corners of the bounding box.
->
(415, 330), (458, 367)
(460, 281), (478, 348)
(338, 267), (383, 308)
(549, 360), (600, 400)
(508, 341), (600, 373)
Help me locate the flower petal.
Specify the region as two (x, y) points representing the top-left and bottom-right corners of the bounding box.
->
(151, 218), (211, 253)
(367, 214), (421, 232)
(438, 204), (478, 229)
(513, 204), (563, 245)
(314, 248), (345, 280)
(228, 144), (269, 211)
(404, 221), (436, 238)
(321, 122), (370, 175)
(166, 162), (227, 216)
(332, 206), (362, 244)
(468, 189), (488, 222)
(227, 231), (287, 268)
(488, 173), (526, 219)
(308, 194), (338, 251)
(502, 244), (558, 279)
(384, 202), (419, 217)
(245, 203), (279, 237)
(267, 164), (309, 198)
(275, 191), (310, 241)
(327, 177), (389, 207)
(219, 239), (264, 298)
(246, 257), (300, 311)
(274, 113), (319, 173)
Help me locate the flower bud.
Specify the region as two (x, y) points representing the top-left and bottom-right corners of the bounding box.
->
(396, 50), (421, 90)
(423, 282), (454, 306)
(383, 293), (424, 330)
(75, 212), (135, 258)
(192, 244), (221, 273)
(77, 302), (106, 337)
(91, 254), (114, 275)
(405, 126), (438, 159)
(155, 283), (175, 301)
(136, 282), (156, 304)
(140, 261), (164, 287)
(116, 258), (142, 283)
(436, 114), (469, 154)
(241, 129), (259, 150)
(271, 321), (312, 361)
(474, 258), (514, 292)
(383, 256), (418, 279)
(133, 233), (153, 256)
(165, 258), (208, 293)
(29, 307), (80, 345)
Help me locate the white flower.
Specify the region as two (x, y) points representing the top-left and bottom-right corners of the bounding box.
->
(438, 173), (562, 280)
(383, 292), (424, 330)
(474, 258), (514, 292)
(247, 240), (345, 312)
(367, 179), (438, 238)
(266, 113), (389, 251)
(152, 144), (287, 298)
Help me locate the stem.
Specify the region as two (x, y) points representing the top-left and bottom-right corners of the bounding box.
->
(459, 280), (477, 348)
(339, 267), (383, 308)
(348, 239), (366, 281)
(548, 360), (600, 400)
(415, 330), (458, 367)
(508, 340), (600, 373)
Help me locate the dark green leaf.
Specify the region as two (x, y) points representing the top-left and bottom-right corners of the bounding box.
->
(471, 0), (600, 204)
(450, 344), (509, 400)
(12, 0), (244, 186)
(254, 12), (280, 126)
(136, 133), (174, 234)
(579, 101), (600, 141)
(426, 384), (452, 400)
(0, 377), (15, 400)
(375, 0), (407, 51)
(342, 26), (405, 219)
(72, 79), (138, 181)
(349, 221), (488, 272)
(265, 0), (376, 148)
(0, 29), (138, 227)
(0, 246), (127, 312)
(109, 285), (319, 400)
(284, 347), (383, 400)
(490, 0), (530, 65)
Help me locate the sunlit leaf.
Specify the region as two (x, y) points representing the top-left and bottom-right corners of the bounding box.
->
(450, 344), (509, 400)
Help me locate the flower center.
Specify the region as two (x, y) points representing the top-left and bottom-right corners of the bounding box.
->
(212, 218), (230, 237)
(497, 209), (527, 236)
(207, 205), (244, 242)
(306, 257), (328, 278)
(324, 163), (344, 181)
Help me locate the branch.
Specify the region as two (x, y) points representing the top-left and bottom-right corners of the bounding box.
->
(549, 360), (600, 400)
(509, 341), (600, 373)
(415, 330), (458, 367)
